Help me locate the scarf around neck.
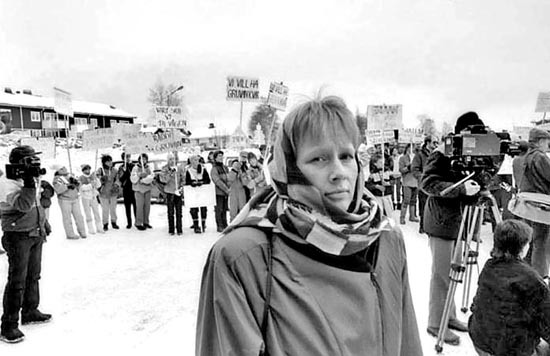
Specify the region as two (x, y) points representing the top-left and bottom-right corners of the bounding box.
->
(224, 122), (393, 256)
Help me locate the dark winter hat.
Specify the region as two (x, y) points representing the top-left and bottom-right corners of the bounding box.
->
(9, 145), (41, 164)
(454, 112), (484, 134)
(81, 164), (91, 172)
(528, 128), (550, 143)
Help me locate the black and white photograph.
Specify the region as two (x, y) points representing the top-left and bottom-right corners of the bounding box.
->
(1, 0), (550, 355)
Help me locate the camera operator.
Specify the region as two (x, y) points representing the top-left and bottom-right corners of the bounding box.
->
(420, 112), (483, 346)
(517, 128), (550, 278)
(0, 146), (51, 343)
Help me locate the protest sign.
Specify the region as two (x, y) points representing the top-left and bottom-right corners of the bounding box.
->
(20, 137), (55, 159)
(366, 129), (394, 145)
(183, 184), (216, 208)
(154, 106), (187, 129)
(54, 87), (73, 117)
(511, 126), (534, 141)
(145, 130), (186, 154)
(226, 76), (261, 102)
(123, 131), (155, 154)
(82, 128), (117, 151)
(398, 128), (424, 144)
(535, 92), (550, 113)
(267, 82), (289, 110)
(367, 104), (403, 130)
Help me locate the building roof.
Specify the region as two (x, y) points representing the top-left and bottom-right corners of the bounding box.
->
(0, 92), (136, 119)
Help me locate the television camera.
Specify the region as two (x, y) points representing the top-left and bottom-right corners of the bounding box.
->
(5, 156), (46, 180)
(443, 125), (521, 189)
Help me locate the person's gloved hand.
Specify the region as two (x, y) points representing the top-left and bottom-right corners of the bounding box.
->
(464, 180), (480, 196)
(67, 184), (75, 190)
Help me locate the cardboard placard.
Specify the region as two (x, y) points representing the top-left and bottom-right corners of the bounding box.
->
(226, 76), (261, 102)
(367, 104), (403, 130)
(82, 128), (116, 151)
(154, 106), (187, 129)
(54, 87), (73, 117)
(535, 92), (550, 113)
(267, 82), (289, 110)
(183, 184), (216, 208)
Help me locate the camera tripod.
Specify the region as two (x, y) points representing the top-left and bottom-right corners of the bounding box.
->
(435, 189), (502, 353)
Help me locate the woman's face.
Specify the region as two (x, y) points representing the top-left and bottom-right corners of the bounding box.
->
(296, 135), (358, 211)
(215, 154), (223, 163)
(249, 157), (257, 166)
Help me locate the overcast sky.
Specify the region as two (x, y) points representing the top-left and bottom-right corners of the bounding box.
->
(1, 0), (550, 132)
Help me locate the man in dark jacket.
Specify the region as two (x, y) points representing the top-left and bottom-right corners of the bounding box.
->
(211, 151), (230, 232)
(420, 112), (483, 345)
(412, 135), (435, 234)
(518, 128), (550, 277)
(118, 152), (136, 229)
(0, 146), (51, 343)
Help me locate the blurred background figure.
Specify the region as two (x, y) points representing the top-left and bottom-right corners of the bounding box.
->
(160, 153), (185, 236)
(131, 153), (155, 231)
(53, 166), (86, 240)
(399, 144), (420, 225)
(96, 154), (120, 232)
(366, 153), (395, 217)
(211, 151), (229, 232)
(117, 152), (136, 229)
(245, 152), (266, 197)
(185, 154), (211, 233)
(228, 159), (247, 222)
(78, 164), (103, 235)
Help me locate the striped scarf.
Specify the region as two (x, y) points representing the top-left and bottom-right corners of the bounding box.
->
(224, 120), (392, 256)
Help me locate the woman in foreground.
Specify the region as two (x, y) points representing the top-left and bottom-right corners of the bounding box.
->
(196, 95), (422, 356)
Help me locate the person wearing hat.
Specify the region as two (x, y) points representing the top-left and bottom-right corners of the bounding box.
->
(53, 165), (87, 240)
(245, 152), (266, 196)
(515, 128), (550, 278)
(420, 112), (484, 345)
(0, 146), (51, 343)
(96, 154), (120, 231)
(79, 164), (104, 235)
(131, 153), (155, 230)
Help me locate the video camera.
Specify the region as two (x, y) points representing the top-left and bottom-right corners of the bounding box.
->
(5, 157), (47, 180)
(443, 125), (521, 189)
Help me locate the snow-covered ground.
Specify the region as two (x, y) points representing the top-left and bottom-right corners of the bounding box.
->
(0, 196), (494, 356)
(0, 143), (495, 356)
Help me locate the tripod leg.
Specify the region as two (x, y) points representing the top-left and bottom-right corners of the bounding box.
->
(461, 205), (484, 313)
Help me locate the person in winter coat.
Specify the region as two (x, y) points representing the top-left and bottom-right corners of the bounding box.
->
(228, 159), (248, 221)
(245, 152), (266, 196)
(130, 153), (154, 231)
(53, 166), (87, 240)
(185, 155), (211, 233)
(469, 219), (550, 356)
(412, 135), (436, 234)
(514, 128), (550, 278)
(117, 152), (136, 229)
(78, 164), (103, 235)
(365, 153), (395, 217)
(420, 111), (484, 346)
(0, 146), (51, 343)
(210, 150), (229, 232)
(96, 154), (120, 231)
(196, 95), (422, 356)
(399, 143), (420, 225)
(159, 153), (185, 236)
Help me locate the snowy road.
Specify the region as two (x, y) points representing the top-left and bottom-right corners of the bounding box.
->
(0, 197), (494, 355)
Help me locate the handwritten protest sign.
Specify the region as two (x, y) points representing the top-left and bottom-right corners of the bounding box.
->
(54, 87), (73, 117)
(366, 129), (395, 145)
(82, 128), (116, 151)
(367, 104), (403, 130)
(226, 76), (261, 102)
(145, 130), (186, 154)
(183, 184), (216, 208)
(20, 137), (55, 159)
(398, 128), (424, 144)
(154, 106), (187, 129)
(267, 82), (289, 110)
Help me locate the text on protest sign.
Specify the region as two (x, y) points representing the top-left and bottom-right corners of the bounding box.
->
(512, 126), (534, 141)
(144, 130), (187, 154)
(267, 82), (289, 111)
(154, 106), (187, 129)
(226, 76), (261, 102)
(53, 87), (73, 117)
(20, 137), (55, 160)
(367, 104), (403, 130)
(398, 128), (424, 144)
(366, 129), (395, 145)
(535, 92), (550, 113)
(123, 131), (155, 154)
(82, 128), (116, 151)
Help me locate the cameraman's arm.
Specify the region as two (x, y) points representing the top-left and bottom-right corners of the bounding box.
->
(1, 181), (37, 212)
(419, 152), (465, 199)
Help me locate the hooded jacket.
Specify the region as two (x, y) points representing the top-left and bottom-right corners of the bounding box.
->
(0, 177), (47, 236)
(53, 174), (80, 201)
(196, 226), (422, 356)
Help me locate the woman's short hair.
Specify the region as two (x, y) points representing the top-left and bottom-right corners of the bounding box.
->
(283, 95), (360, 152)
(213, 150), (224, 160)
(492, 219), (532, 258)
(139, 153), (148, 162)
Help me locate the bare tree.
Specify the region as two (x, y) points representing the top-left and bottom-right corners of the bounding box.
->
(147, 80), (184, 107)
(355, 108), (368, 143)
(417, 114), (438, 138)
(248, 104), (280, 145)
(441, 121), (454, 136)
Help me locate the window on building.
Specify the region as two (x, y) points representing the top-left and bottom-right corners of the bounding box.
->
(43, 112), (55, 129)
(90, 118), (98, 128)
(31, 111), (41, 122)
(75, 117), (87, 126)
